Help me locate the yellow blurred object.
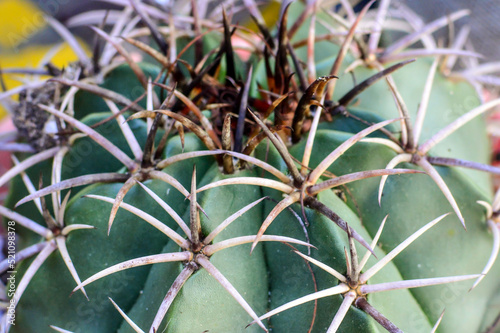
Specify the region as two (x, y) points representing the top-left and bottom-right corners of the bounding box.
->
(0, 0), (45, 48)
(243, 1), (281, 32)
(0, 0), (89, 119)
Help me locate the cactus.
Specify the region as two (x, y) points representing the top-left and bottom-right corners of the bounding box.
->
(1, 1), (500, 332)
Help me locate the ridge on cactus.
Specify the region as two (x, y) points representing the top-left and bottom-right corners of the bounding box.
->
(0, 0), (500, 332)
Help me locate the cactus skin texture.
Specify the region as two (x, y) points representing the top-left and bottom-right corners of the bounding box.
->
(2, 1), (500, 333)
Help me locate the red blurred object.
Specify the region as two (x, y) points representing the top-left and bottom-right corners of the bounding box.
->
(0, 118), (15, 204)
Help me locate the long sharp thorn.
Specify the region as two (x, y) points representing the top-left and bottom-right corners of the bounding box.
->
(360, 274), (480, 294)
(234, 67), (253, 153)
(445, 26), (471, 71)
(204, 197), (268, 245)
(416, 158), (465, 228)
(360, 213), (450, 283)
(485, 312), (500, 333)
(360, 138), (404, 154)
(204, 235), (312, 256)
(91, 26), (148, 88)
(12, 156), (43, 214)
(167, 12), (176, 65)
(300, 100), (323, 174)
(0, 242), (46, 274)
(383, 10), (470, 57)
(427, 156), (500, 174)
(359, 215), (388, 272)
(0, 143), (36, 153)
(336, 60), (415, 109)
(98, 6), (133, 65)
(122, 37), (169, 67)
(327, 290), (356, 333)
(154, 116), (174, 161)
(105, 99), (143, 161)
(91, 10), (109, 73)
(420, 98), (500, 154)
(251, 192), (301, 253)
(44, 16), (91, 67)
(129, 0), (168, 54)
(222, 114), (235, 174)
(39, 104), (137, 170)
(431, 309), (446, 333)
(461, 61), (500, 77)
(347, 227), (359, 281)
(470, 219), (499, 290)
(0, 206), (49, 237)
(0, 81), (45, 102)
(175, 122), (185, 152)
(191, 0), (203, 64)
(86, 194), (189, 248)
(222, 8), (236, 80)
(61, 224), (95, 235)
(344, 247), (351, 279)
(1, 68), (52, 76)
(478, 200), (493, 219)
(223, 150), (290, 183)
(107, 177), (137, 235)
(339, 0), (355, 22)
(50, 78), (143, 112)
(72, 252), (192, 293)
(243, 0), (265, 25)
(275, 2), (291, 91)
(0, 147), (59, 188)
(306, 5), (317, 84)
(150, 264), (196, 333)
(39, 179), (57, 231)
(326, 0), (375, 99)
(304, 197), (374, 255)
(412, 57), (440, 148)
(109, 297), (145, 333)
(308, 168), (423, 196)
(197, 178), (293, 195)
(248, 108), (303, 184)
(309, 118), (401, 184)
(355, 298), (403, 333)
(15, 173), (129, 207)
(367, 0), (390, 57)
(294, 251), (346, 282)
(139, 109), (218, 151)
(378, 154), (413, 206)
(157, 150), (226, 170)
(52, 147), (69, 223)
(196, 255), (268, 332)
(149, 170), (199, 202)
(287, 42), (307, 92)
(158, 149), (290, 184)
(259, 92), (293, 120)
(190, 166), (201, 247)
(142, 113), (162, 167)
(134, 181), (191, 240)
(55, 236), (88, 299)
(11, 241), (57, 310)
(380, 48), (482, 64)
(250, 284), (350, 324)
(378, 68), (412, 147)
(49, 325), (74, 333)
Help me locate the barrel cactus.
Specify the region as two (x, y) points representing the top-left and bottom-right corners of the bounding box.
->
(1, 1), (500, 332)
